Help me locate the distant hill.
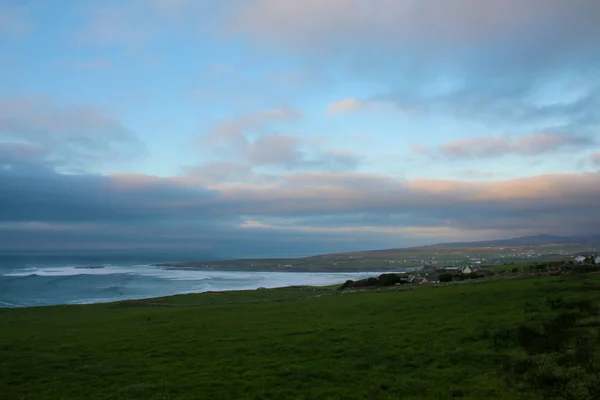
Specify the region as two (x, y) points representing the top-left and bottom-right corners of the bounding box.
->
(429, 234), (599, 248)
(158, 233), (600, 271)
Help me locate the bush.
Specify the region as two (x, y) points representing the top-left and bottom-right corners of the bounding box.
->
(439, 273), (453, 283)
(338, 280), (354, 290)
(338, 273), (404, 290)
(377, 273), (402, 286)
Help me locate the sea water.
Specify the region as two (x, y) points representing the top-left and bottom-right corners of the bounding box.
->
(0, 255), (388, 308)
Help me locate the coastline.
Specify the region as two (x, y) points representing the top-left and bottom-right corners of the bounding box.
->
(153, 263), (414, 273)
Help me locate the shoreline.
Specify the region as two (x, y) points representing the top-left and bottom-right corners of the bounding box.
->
(153, 263), (414, 273)
(2, 269), (402, 309)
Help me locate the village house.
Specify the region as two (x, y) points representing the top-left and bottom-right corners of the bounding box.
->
(407, 275), (426, 284)
(424, 274), (440, 284)
(574, 256), (587, 264)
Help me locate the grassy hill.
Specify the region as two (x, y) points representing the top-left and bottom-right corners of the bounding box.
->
(158, 240), (599, 272)
(2, 272), (600, 399)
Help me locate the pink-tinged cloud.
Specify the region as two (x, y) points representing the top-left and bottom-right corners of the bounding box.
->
(326, 98), (364, 115)
(412, 144), (429, 155)
(3, 162), (600, 251)
(238, 220), (504, 243)
(440, 137), (511, 159)
(213, 171), (600, 213)
(424, 133), (593, 159)
(247, 135), (304, 168)
(514, 133), (592, 155)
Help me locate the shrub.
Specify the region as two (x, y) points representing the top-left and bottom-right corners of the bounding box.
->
(377, 273), (402, 286)
(338, 280), (354, 290)
(338, 273), (405, 290)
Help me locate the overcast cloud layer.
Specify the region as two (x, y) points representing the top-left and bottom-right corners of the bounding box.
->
(1, 0), (599, 256)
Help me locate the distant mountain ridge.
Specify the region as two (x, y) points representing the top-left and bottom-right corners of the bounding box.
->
(428, 234), (600, 248)
(154, 233), (600, 270)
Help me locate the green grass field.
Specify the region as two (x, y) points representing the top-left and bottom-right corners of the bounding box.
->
(1, 273), (600, 399)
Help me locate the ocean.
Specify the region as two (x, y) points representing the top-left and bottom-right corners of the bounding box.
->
(0, 255), (385, 308)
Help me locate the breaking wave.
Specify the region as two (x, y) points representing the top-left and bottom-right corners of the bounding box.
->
(0, 262), (388, 308)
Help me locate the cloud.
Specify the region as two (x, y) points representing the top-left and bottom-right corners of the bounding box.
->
(181, 162), (270, 186)
(421, 133), (594, 160)
(0, 3), (32, 36)
(461, 170), (498, 180)
(198, 107), (301, 157)
(0, 164), (219, 224)
(205, 107), (302, 137)
(592, 153), (600, 168)
(224, 0), (600, 53)
(2, 159), (600, 253)
(440, 137), (511, 159)
(75, 1), (221, 45)
(326, 98), (364, 115)
(247, 135), (363, 170)
(221, 0), (600, 139)
(196, 107), (362, 172)
(5, 1), (600, 254)
(247, 135), (303, 167)
(0, 98), (144, 172)
(514, 133), (593, 155)
(77, 4), (152, 45)
(67, 1), (600, 137)
(0, 142), (47, 164)
(212, 171), (600, 240)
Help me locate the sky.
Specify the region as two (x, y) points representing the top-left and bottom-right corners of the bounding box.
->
(1, 0), (600, 257)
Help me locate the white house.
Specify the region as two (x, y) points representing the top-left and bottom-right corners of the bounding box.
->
(595, 256), (600, 265)
(461, 266), (473, 274)
(574, 256), (586, 264)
